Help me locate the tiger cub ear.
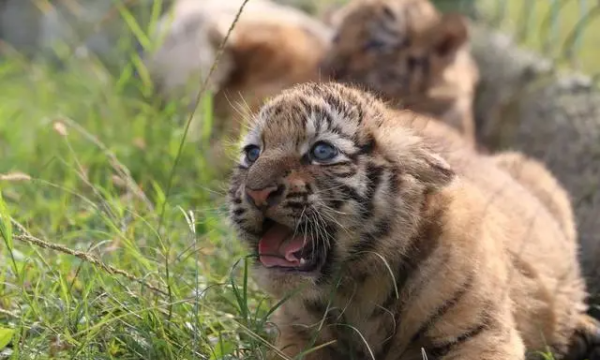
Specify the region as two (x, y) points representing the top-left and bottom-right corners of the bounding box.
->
(416, 150), (455, 190)
(431, 13), (468, 58)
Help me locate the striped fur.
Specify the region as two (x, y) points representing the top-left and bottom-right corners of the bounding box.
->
(320, 0), (479, 145)
(227, 82), (591, 360)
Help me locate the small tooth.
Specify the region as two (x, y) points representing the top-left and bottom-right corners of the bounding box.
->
(300, 258), (306, 265)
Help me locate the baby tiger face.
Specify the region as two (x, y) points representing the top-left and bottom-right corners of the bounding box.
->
(228, 83), (454, 297)
(321, 0), (471, 113)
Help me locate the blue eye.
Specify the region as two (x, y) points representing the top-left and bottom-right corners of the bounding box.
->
(311, 142), (338, 162)
(244, 145), (260, 163)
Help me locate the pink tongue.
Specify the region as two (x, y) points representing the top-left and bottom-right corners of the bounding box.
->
(258, 224), (307, 268)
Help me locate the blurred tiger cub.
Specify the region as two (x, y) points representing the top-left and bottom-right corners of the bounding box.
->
(227, 82), (599, 360)
(145, 0), (332, 137)
(321, 0), (479, 145)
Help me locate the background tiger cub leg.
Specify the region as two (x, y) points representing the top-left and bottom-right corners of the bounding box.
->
(562, 313), (600, 360)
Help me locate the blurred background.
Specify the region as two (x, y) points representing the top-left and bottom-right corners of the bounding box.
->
(0, 0), (599, 358)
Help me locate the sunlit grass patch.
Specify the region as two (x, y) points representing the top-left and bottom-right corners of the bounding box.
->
(0, 25), (276, 357)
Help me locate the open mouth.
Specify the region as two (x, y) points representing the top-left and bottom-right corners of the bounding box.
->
(257, 219), (326, 272)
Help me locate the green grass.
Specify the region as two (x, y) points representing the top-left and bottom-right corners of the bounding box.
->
(477, 0), (600, 75)
(0, 4), (282, 359)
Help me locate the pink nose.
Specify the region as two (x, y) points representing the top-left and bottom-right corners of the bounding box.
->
(245, 185), (282, 208)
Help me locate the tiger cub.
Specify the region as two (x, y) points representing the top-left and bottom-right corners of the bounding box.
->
(227, 82), (598, 360)
(320, 0), (479, 145)
(145, 0), (332, 135)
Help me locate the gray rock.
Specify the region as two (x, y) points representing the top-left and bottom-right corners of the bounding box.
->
(0, 0), (42, 55)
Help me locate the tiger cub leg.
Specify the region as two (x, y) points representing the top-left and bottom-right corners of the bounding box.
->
(391, 268), (527, 360)
(562, 313), (600, 360)
(420, 315), (526, 360)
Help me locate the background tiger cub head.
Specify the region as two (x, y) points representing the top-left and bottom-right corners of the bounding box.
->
(227, 82), (455, 298)
(320, 0), (479, 143)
